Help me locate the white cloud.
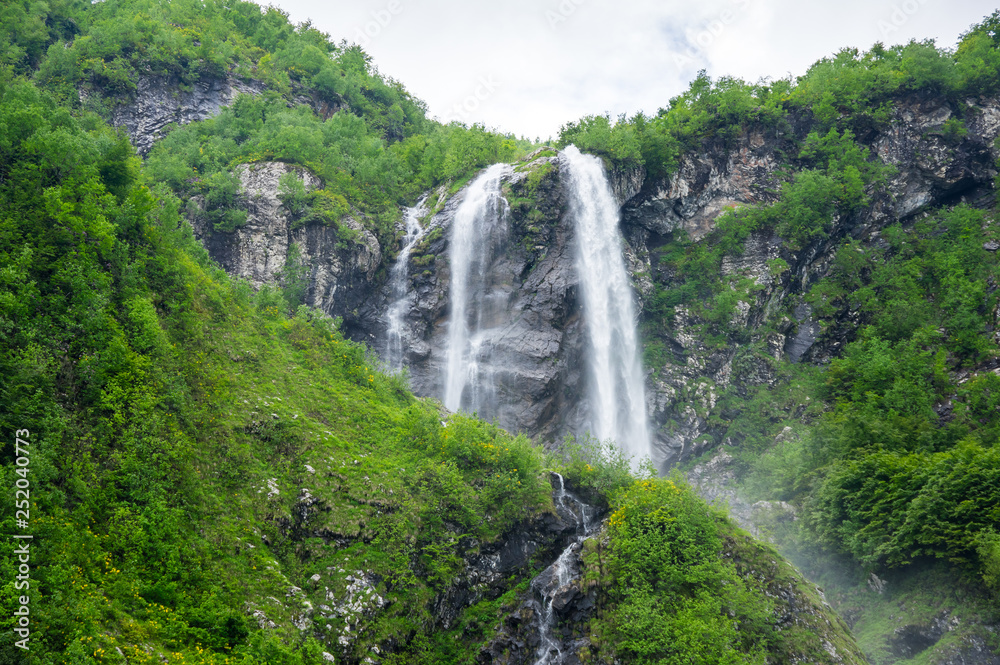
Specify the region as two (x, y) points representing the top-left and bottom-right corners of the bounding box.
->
(260, 0), (997, 139)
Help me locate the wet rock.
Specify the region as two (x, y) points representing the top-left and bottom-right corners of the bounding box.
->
(356, 157), (593, 444)
(477, 478), (604, 665)
(431, 474), (594, 631)
(786, 303), (821, 363)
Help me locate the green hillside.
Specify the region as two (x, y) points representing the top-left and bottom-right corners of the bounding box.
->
(0, 74), (849, 664)
(4, 0), (1000, 663)
(553, 11), (1000, 662)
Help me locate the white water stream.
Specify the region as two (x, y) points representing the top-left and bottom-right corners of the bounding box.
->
(442, 163), (513, 415)
(561, 145), (651, 465)
(531, 473), (597, 665)
(385, 197), (429, 372)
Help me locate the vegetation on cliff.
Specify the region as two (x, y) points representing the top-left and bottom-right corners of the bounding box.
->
(0, 19), (859, 665)
(0, 76), (555, 663)
(3, 0), (531, 245)
(557, 9), (1000, 663)
(558, 12), (1000, 178)
(6, 0), (1000, 663)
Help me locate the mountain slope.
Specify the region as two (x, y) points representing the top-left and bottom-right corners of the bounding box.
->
(0, 3), (866, 664)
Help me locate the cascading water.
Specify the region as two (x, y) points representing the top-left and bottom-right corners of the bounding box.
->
(443, 163), (513, 416)
(385, 197), (429, 372)
(561, 145), (651, 465)
(530, 473), (597, 665)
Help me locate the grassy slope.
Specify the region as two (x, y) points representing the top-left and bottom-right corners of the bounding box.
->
(0, 1), (904, 660)
(0, 76), (555, 664)
(0, 78), (867, 665)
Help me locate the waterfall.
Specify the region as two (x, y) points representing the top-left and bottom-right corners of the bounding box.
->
(443, 163), (513, 416)
(385, 197), (429, 372)
(530, 473), (597, 665)
(561, 145), (651, 465)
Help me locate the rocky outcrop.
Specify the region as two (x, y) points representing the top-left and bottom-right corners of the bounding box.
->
(624, 129), (783, 240)
(431, 494), (586, 631)
(932, 636), (1000, 665)
(888, 612), (960, 661)
(480, 511), (866, 665)
(265, 468), (591, 664)
(724, 540), (869, 665)
(875, 92), (999, 217)
(107, 74), (268, 155)
(190, 161), (382, 321)
(624, 93), (1000, 471)
(356, 153), (594, 443)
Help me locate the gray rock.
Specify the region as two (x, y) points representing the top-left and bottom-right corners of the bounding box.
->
(190, 161), (382, 321)
(108, 74), (267, 155)
(888, 611), (958, 660)
(622, 129), (782, 240)
(786, 303), (821, 363)
(358, 157), (592, 444)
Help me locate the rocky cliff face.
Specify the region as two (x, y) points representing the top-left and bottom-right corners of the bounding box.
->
(353, 152), (595, 443)
(621, 92), (1000, 471)
(189, 161), (383, 321)
(105, 73), (341, 156)
(175, 92), (1000, 475)
(106, 74), (268, 155)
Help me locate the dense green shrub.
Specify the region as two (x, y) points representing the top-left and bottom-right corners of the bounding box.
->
(808, 442), (1000, 570)
(596, 478), (774, 664)
(557, 114), (643, 168)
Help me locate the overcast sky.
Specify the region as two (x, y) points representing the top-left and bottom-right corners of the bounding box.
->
(260, 0), (997, 140)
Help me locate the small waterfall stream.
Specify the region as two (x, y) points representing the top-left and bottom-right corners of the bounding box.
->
(561, 145), (651, 465)
(531, 473), (597, 665)
(385, 197), (429, 372)
(443, 163), (513, 416)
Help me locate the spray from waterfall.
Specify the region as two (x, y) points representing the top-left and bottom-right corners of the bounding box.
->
(561, 145), (651, 465)
(443, 163), (513, 416)
(385, 197), (429, 372)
